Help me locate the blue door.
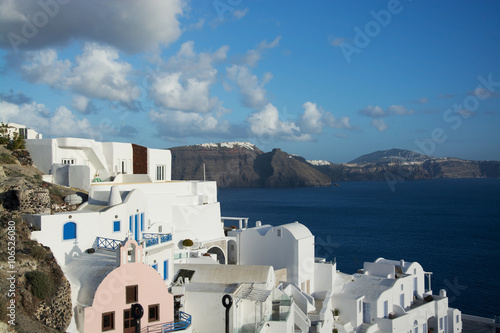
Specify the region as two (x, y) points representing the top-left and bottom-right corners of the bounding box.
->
(363, 303), (370, 323)
(134, 214), (139, 242)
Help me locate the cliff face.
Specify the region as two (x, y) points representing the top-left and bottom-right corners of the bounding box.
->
(0, 145), (74, 332)
(170, 143), (331, 187)
(312, 150), (500, 182)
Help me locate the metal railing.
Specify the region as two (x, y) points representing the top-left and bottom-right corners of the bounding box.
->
(142, 233), (173, 248)
(141, 311), (192, 332)
(94, 237), (124, 250)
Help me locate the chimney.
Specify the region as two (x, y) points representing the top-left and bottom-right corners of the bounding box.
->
(108, 186), (122, 206)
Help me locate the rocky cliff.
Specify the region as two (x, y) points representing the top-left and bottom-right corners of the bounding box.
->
(170, 142), (332, 187)
(0, 145), (78, 332)
(310, 149), (500, 182)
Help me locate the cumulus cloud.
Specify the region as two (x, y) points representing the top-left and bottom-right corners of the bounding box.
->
(371, 118), (388, 132)
(0, 100), (98, 138)
(149, 109), (230, 138)
(150, 41), (227, 113)
(298, 102), (355, 135)
(72, 95), (98, 114)
(20, 43), (140, 103)
(226, 65), (271, 109)
(247, 103), (311, 141)
(21, 48), (70, 85)
(0, 0), (186, 53)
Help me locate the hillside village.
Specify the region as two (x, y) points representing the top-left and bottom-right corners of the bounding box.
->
(0, 123), (473, 333)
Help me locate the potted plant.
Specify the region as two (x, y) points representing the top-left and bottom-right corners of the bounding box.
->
(333, 308), (339, 321)
(332, 328), (339, 333)
(182, 239), (193, 249)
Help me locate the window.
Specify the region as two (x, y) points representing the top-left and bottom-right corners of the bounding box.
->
(121, 160), (126, 173)
(400, 293), (405, 308)
(456, 314), (460, 323)
(277, 228), (282, 237)
(113, 221), (120, 232)
(102, 312), (115, 331)
(129, 216), (133, 232)
(126, 285), (138, 304)
(439, 317), (443, 330)
(124, 309), (136, 330)
(148, 304), (159, 322)
(156, 165), (166, 181)
(63, 222), (76, 240)
(358, 300), (362, 313)
(401, 284), (404, 291)
(62, 158), (75, 165)
(383, 300), (388, 318)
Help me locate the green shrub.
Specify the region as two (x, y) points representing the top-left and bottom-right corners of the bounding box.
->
(26, 271), (53, 300)
(182, 239), (193, 247)
(0, 153), (16, 164)
(30, 246), (48, 261)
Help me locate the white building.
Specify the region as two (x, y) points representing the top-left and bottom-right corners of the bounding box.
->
(22, 137), (463, 333)
(1, 122), (42, 140)
(26, 137), (171, 190)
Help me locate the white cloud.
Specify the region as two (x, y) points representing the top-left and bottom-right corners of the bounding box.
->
(330, 37), (347, 46)
(149, 109), (229, 138)
(21, 49), (70, 85)
(371, 118), (388, 132)
(66, 43), (140, 101)
(241, 36), (281, 67)
(298, 102), (355, 135)
(0, 0), (186, 53)
(298, 102), (323, 134)
(359, 105), (385, 118)
(21, 44), (140, 102)
(387, 104), (413, 115)
(150, 42), (227, 113)
(359, 104), (413, 118)
(226, 65), (271, 109)
(247, 103), (311, 141)
(0, 101), (97, 138)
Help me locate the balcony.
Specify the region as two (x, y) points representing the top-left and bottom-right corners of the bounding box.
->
(142, 233), (173, 248)
(141, 311), (192, 332)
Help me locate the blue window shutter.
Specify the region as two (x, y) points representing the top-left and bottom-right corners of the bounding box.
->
(163, 260), (168, 280)
(113, 221), (120, 232)
(129, 216), (132, 231)
(63, 222), (76, 240)
(141, 213), (144, 231)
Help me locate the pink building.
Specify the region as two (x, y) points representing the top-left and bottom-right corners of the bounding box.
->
(79, 240), (176, 333)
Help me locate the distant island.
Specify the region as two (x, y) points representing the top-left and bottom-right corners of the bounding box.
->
(170, 143), (500, 188)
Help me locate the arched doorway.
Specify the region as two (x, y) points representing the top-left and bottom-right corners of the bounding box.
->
(207, 246), (226, 264)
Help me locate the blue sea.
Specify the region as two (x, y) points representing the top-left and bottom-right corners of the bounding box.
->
(218, 178), (500, 319)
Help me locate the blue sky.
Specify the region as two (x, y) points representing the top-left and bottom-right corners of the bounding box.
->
(0, 0), (499, 163)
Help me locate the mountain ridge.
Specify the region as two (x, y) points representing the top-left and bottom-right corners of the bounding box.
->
(170, 144), (500, 186)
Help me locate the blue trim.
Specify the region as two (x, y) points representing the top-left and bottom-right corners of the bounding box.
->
(141, 213), (144, 231)
(63, 222), (76, 240)
(129, 215), (132, 232)
(152, 263), (158, 271)
(163, 260), (168, 280)
(134, 214), (139, 242)
(113, 220), (120, 232)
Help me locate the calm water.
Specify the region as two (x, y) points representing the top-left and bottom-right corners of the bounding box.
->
(218, 178), (500, 319)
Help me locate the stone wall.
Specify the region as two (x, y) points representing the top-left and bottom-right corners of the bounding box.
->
(14, 187), (51, 214)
